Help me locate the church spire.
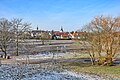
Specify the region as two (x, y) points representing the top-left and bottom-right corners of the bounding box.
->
(37, 25), (38, 30)
(61, 26), (63, 32)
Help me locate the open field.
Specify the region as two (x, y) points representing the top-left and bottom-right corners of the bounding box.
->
(1, 40), (120, 80)
(1, 51), (120, 79)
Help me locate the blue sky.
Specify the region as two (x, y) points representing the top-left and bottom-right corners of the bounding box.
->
(0, 0), (120, 31)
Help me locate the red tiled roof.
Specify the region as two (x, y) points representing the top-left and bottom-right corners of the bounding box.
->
(54, 32), (70, 37)
(70, 32), (85, 36)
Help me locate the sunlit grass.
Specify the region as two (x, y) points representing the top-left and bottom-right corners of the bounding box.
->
(60, 50), (120, 79)
(61, 62), (120, 78)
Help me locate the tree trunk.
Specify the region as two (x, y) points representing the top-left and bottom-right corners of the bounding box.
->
(107, 56), (113, 66)
(16, 31), (19, 56)
(4, 51), (7, 58)
(109, 58), (113, 66)
(42, 40), (44, 45)
(16, 42), (19, 56)
(91, 58), (95, 65)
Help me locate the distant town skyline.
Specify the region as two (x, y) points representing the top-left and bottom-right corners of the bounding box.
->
(0, 0), (120, 31)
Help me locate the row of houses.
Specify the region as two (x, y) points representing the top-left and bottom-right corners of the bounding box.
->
(25, 27), (120, 40)
(30, 30), (85, 40)
(52, 31), (85, 40)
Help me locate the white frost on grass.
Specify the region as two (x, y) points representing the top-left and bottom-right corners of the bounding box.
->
(15, 52), (68, 61)
(0, 64), (106, 80)
(23, 71), (103, 80)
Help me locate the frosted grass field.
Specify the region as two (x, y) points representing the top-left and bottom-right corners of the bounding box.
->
(1, 52), (119, 80)
(0, 64), (104, 80)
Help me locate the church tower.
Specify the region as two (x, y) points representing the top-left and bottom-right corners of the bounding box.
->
(37, 25), (38, 30)
(60, 26), (63, 32)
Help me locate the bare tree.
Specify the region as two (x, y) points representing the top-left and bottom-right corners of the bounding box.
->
(82, 15), (120, 65)
(0, 18), (12, 58)
(11, 18), (31, 56)
(40, 32), (50, 45)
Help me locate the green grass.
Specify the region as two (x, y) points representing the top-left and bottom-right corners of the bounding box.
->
(61, 51), (120, 78)
(61, 62), (120, 78)
(71, 40), (81, 46)
(0, 58), (7, 60)
(61, 51), (120, 79)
